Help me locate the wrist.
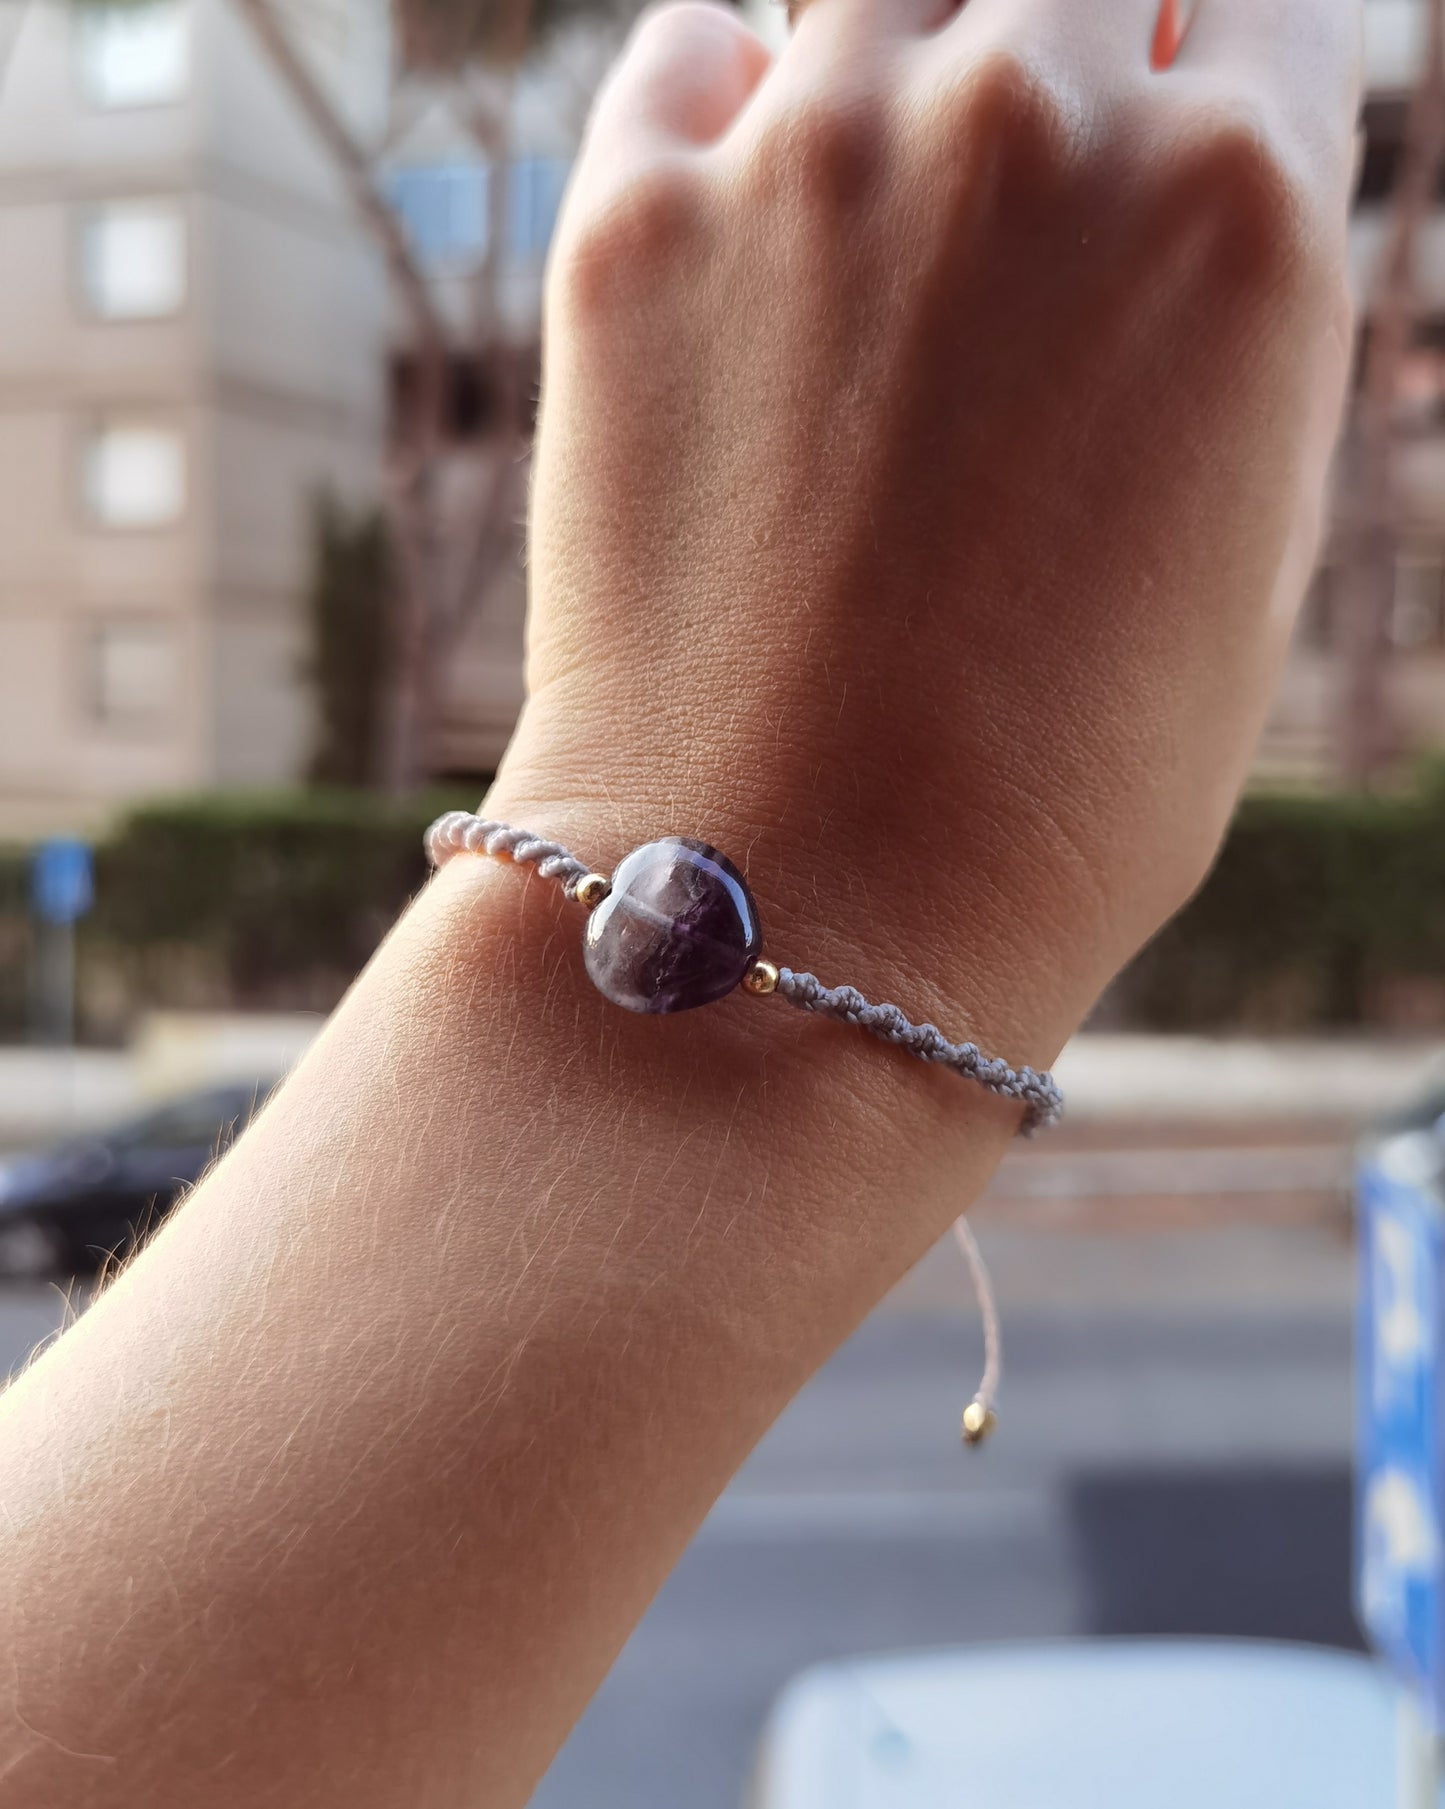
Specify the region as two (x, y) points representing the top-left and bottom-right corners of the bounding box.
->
(420, 845), (1024, 1286)
(425, 790), (1069, 1208)
(484, 711), (1088, 1083)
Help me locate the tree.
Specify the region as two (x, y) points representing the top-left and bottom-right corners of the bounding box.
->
(1338, 0), (1445, 785)
(230, 0), (632, 791)
(304, 491), (394, 788)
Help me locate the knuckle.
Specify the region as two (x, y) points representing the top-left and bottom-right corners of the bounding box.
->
(946, 47), (1077, 182)
(746, 90), (888, 212)
(627, 0), (721, 61)
(550, 159), (703, 323)
(1163, 98), (1320, 291)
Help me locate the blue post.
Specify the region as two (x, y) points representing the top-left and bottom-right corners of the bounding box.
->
(1356, 1130), (1445, 1803)
(30, 837), (93, 1048)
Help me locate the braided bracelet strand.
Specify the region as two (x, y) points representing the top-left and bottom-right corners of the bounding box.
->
(774, 971), (1061, 1133)
(426, 809), (1066, 1444)
(426, 812), (1062, 1132)
(426, 811), (591, 893)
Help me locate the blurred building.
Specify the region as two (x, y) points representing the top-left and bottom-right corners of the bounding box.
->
(381, 69), (576, 776)
(8, 0), (1445, 834)
(1263, 0), (1445, 782)
(0, 0), (389, 837)
(0, 0), (588, 832)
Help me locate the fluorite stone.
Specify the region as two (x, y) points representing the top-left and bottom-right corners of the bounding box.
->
(583, 837), (762, 1014)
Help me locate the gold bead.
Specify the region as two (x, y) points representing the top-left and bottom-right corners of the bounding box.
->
(741, 957), (780, 997)
(961, 1400), (997, 1447)
(575, 873), (610, 909)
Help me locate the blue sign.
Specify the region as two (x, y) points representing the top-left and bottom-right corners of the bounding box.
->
(1356, 1150), (1445, 1722)
(31, 837), (93, 926)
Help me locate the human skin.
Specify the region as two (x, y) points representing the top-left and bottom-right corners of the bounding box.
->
(0, 2), (1359, 1806)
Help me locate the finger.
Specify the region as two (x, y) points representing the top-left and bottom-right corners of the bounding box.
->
(744, 0), (920, 149)
(1167, 0), (1363, 190)
(946, 0), (1171, 90)
(1150, 0), (1190, 71)
(587, 1), (772, 157)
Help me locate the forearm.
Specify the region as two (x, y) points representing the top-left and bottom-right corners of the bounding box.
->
(0, 841), (1035, 1809)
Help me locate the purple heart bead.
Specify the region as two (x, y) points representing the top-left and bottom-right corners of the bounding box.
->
(583, 837), (762, 1014)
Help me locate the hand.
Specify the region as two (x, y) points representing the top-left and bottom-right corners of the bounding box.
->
(491, 0), (1360, 1059)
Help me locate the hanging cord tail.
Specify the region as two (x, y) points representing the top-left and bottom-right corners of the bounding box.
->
(952, 1215), (1001, 1446)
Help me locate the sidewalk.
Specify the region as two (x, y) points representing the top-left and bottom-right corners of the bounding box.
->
(0, 1020), (1439, 1147)
(1053, 1033), (1441, 1124)
(0, 1012), (322, 1144)
(0, 1020), (1439, 1143)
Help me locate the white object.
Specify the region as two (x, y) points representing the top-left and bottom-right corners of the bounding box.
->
(753, 1640), (1411, 1809)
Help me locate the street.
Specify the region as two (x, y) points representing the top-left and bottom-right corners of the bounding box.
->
(525, 1217), (1357, 1809)
(0, 1190), (1361, 1809)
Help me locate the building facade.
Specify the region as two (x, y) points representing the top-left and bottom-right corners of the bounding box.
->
(0, 0), (388, 837)
(1254, 0), (1445, 781)
(379, 61), (579, 778)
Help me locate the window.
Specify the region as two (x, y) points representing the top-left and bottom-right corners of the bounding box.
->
(1355, 97), (1445, 208)
(389, 165), (488, 270)
(387, 157), (570, 270)
(88, 622), (178, 726)
(78, 1), (189, 109)
(80, 202), (187, 320)
(507, 157), (568, 262)
(84, 421), (186, 527)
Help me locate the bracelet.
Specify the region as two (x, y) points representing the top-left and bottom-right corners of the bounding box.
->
(425, 813), (1062, 1131)
(425, 811), (1065, 1442)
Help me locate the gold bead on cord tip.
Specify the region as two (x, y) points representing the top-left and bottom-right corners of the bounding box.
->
(741, 957), (780, 997)
(575, 873), (611, 909)
(961, 1400), (997, 1447)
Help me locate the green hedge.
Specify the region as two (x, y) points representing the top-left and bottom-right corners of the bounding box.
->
(1114, 765), (1445, 1029)
(0, 843), (33, 1035)
(6, 774), (1445, 1038)
(84, 788), (475, 1016)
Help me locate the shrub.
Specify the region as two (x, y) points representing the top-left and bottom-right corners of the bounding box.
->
(1113, 782), (1445, 1030)
(87, 788), (476, 1014)
(303, 494), (394, 788)
(0, 844), (32, 1035)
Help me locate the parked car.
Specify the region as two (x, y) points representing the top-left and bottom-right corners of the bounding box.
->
(0, 1081), (273, 1277)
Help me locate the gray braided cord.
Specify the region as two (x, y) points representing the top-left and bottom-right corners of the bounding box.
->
(776, 968), (1062, 1135)
(426, 811), (591, 896)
